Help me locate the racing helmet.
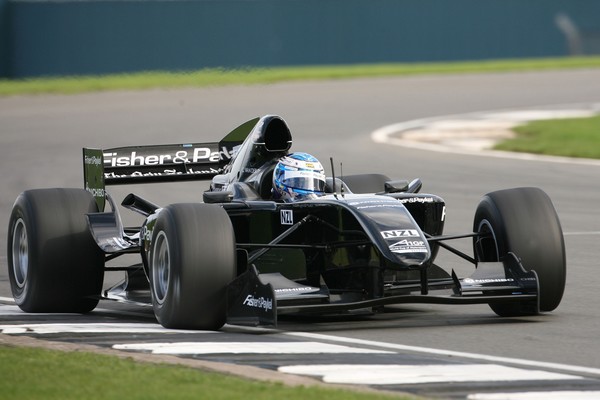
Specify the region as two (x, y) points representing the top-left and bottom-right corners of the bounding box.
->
(272, 152), (326, 202)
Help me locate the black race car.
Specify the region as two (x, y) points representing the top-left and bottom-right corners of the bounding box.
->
(7, 115), (566, 330)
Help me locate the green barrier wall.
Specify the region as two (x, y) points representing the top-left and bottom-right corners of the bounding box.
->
(3, 0), (600, 78)
(0, 0), (9, 77)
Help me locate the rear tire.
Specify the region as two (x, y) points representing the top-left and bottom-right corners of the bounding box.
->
(7, 188), (105, 313)
(149, 203), (236, 330)
(473, 187), (566, 316)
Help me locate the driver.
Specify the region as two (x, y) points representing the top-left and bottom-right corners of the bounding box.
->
(272, 152), (326, 202)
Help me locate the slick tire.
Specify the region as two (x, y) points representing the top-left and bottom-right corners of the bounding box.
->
(341, 174), (390, 194)
(7, 188), (105, 313)
(473, 187), (566, 316)
(149, 203), (236, 330)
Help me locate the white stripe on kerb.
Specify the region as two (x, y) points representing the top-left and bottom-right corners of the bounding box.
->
(113, 342), (394, 355)
(0, 323), (214, 334)
(278, 364), (582, 385)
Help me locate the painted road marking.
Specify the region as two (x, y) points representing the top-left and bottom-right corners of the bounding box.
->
(0, 323), (213, 334)
(0, 304), (84, 317)
(563, 231), (600, 236)
(0, 318), (595, 393)
(2, 315), (599, 377)
(2, 301), (598, 384)
(278, 364), (582, 385)
(0, 303), (153, 319)
(113, 342), (394, 355)
(371, 105), (600, 167)
(284, 331), (600, 377)
(468, 391), (600, 400)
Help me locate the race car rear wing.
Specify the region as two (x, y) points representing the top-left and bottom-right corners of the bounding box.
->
(83, 117), (258, 211)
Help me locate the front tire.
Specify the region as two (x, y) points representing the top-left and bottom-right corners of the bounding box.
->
(473, 187), (566, 316)
(7, 188), (105, 313)
(149, 203), (236, 330)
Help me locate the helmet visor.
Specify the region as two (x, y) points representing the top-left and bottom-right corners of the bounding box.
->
(281, 170), (326, 192)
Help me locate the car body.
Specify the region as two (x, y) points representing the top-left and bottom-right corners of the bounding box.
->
(8, 115), (567, 329)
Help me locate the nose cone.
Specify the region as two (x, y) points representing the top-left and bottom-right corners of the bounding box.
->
(386, 236), (431, 267)
(345, 196), (432, 268)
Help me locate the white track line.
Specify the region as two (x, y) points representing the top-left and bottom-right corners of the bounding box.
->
(563, 231), (600, 236)
(468, 391), (600, 400)
(284, 331), (600, 377)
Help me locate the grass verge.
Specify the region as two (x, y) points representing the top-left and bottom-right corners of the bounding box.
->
(1, 56), (600, 96)
(0, 345), (409, 400)
(494, 115), (600, 159)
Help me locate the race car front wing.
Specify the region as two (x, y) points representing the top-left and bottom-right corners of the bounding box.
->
(225, 252), (539, 327)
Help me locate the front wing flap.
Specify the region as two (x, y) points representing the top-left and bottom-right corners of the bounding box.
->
(455, 252), (539, 298)
(226, 266), (330, 327)
(226, 266), (278, 327)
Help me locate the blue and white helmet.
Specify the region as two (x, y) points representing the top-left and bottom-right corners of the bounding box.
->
(273, 152), (326, 202)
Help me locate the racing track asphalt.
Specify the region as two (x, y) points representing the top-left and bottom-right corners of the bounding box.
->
(1, 69), (600, 398)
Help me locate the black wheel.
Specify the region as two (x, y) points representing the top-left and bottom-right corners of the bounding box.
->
(341, 174), (390, 193)
(473, 187), (566, 316)
(148, 203), (236, 330)
(7, 188), (105, 313)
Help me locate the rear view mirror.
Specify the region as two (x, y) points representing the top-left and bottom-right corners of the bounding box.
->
(203, 191), (233, 204)
(384, 180), (409, 193)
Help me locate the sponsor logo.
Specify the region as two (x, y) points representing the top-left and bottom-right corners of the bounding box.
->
(274, 287), (318, 294)
(348, 199), (404, 210)
(398, 197), (434, 204)
(103, 146), (233, 168)
(348, 200), (404, 210)
(85, 184), (105, 198)
(349, 200), (399, 206)
(104, 167), (220, 180)
(141, 225), (152, 243)
(463, 278), (515, 284)
(84, 155), (102, 166)
(389, 239), (428, 254)
(355, 204), (404, 210)
(243, 295), (273, 311)
(381, 229), (420, 239)
(280, 209), (293, 225)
